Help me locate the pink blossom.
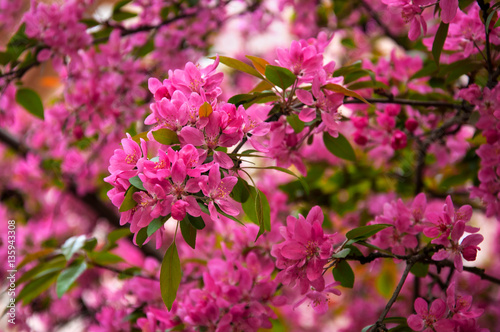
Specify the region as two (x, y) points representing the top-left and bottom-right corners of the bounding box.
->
(407, 298), (455, 332)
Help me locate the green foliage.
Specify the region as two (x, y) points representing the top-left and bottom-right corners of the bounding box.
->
(323, 132), (356, 162)
(15, 88), (44, 119)
(160, 241), (182, 311)
(264, 65), (297, 90)
(180, 217), (197, 249)
(120, 185), (139, 212)
(61, 235), (86, 261)
(56, 260), (87, 298)
(432, 22), (449, 65)
(152, 128), (180, 145)
(333, 260), (355, 288)
(346, 224), (392, 241)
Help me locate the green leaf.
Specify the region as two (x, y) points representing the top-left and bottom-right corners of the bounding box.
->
(410, 262), (429, 278)
(152, 128), (180, 145)
(15, 88), (44, 119)
(16, 256), (65, 285)
(136, 227), (148, 247)
(107, 228), (131, 246)
(180, 218), (197, 249)
(17, 248), (54, 269)
(160, 241), (182, 311)
(147, 215), (169, 237)
(323, 83), (370, 105)
(133, 39), (155, 57)
(250, 80), (274, 93)
(80, 18), (100, 28)
(17, 271), (60, 305)
(323, 132), (356, 162)
(214, 55), (263, 78)
(345, 224), (392, 241)
(228, 92), (279, 107)
(333, 61), (362, 77)
(241, 186), (270, 240)
(83, 238), (98, 252)
(61, 235), (86, 261)
(89, 252), (124, 265)
(231, 177), (251, 203)
(112, 11), (137, 21)
(411, 62), (438, 79)
(347, 80), (389, 90)
(331, 248), (351, 259)
(113, 0), (133, 11)
(56, 260), (87, 298)
(264, 65), (297, 90)
(131, 131), (149, 144)
(333, 260), (355, 288)
(129, 175), (146, 191)
(287, 113), (306, 133)
(186, 215), (205, 230)
(119, 185), (139, 212)
(432, 22), (449, 65)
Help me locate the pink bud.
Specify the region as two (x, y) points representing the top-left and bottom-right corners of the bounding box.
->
(172, 200), (189, 221)
(462, 246), (478, 261)
(353, 132), (368, 146)
(405, 118), (418, 132)
(391, 130), (407, 150)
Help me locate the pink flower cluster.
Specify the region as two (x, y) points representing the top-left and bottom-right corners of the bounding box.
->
(105, 58), (273, 244)
(271, 206), (341, 313)
(408, 281), (485, 331)
(24, 0), (92, 61)
(460, 84), (500, 220)
(369, 194), (483, 272)
(382, 0), (459, 40)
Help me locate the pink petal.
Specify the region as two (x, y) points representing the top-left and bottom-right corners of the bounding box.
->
(407, 314), (424, 331)
(461, 234), (483, 247)
(440, 0), (458, 23)
(296, 89), (314, 105)
(450, 221), (465, 242)
(429, 298), (446, 319)
(208, 164), (221, 192)
(281, 242), (306, 260)
(179, 127), (205, 146)
(432, 249), (449, 261)
(214, 151), (234, 169)
(414, 297), (428, 316)
(299, 108), (316, 122)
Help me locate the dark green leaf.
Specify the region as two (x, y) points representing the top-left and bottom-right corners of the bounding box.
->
(231, 177), (251, 203)
(56, 260), (87, 298)
(287, 113), (306, 133)
(180, 218), (197, 249)
(347, 80), (389, 90)
(136, 227), (148, 247)
(346, 224), (392, 241)
(133, 39), (155, 57)
(264, 65), (297, 90)
(323, 132), (356, 162)
(61, 235), (86, 261)
(120, 185), (139, 212)
(89, 252), (124, 265)
(152, 128), (180, 145)
(411, 62), (438, 79)
(113, 0), (133, 12)
(129, 175), (146, 191)
(432, 22), (449, 65)
(410, 262), (429, 278)
(80, 18), (100, 28)
(333, 260), (355, 288)
(107, 228), (131, 246)
(148, 215), (169, 237)
(187, 215), (205, 230)
(17, 249), (54, 269)
(83, 238), (98, 252)
(160, 241), (182, 311)
(332, 61), (362, 77)
(112, 11), (137, 21)
(17, 271), (60, 305)
(15, 88), (44, 119)
(16, 256), (65, 285)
